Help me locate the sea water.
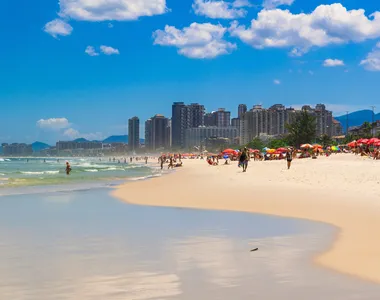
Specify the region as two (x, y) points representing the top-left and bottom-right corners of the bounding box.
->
(1, 188), (380, 299)
(0, 157), (160, 192)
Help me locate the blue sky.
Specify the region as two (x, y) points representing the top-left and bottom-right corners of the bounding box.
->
(1, 0), (380, 144)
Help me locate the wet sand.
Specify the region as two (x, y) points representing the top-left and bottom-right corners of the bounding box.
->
(113, 154), (380, 283)
(2, 188), (380, 299)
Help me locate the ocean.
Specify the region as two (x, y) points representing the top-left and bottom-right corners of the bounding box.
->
(0, 157), (160, 193)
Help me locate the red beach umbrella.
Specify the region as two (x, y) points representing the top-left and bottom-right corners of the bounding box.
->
(368, 138), (380, 145)
(223, 148), (237, 154)
(357, 138), (369, 145)
(276, 147), (287, 152)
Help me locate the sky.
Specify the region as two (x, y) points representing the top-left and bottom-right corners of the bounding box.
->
(1, 0), (380, 144)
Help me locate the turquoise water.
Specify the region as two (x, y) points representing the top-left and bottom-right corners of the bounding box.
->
(0, 157), (159, 189)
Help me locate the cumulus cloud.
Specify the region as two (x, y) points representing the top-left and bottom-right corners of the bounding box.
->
(100, 45), (120, 55)
(58, 0), (168, 21)
(274, 79), (281, 84)
(230, 3), (380, 55)
(262, 0), (294, 9)
(192, 0), (249, 19)
(85, 46), (99, 56)
(44, 19), (73, 38)
(153, 22), (236, 59)
(37, 118), (71, 130)
(63, 128), (104, 141)
(233, 0), (252, 8)
(360, 43), (380, 71)
(323, 59), (345, 67)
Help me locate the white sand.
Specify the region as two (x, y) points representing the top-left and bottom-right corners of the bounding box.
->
(112, 155), (380, 283)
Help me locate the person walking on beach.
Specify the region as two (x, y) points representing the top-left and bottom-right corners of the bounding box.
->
(168, 156), (174, 169)
(286, 147), (294, 170)
(239, 147), (249, 172)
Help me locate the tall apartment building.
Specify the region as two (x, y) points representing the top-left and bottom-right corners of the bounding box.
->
(240, 104), (325, 145)
(171, 102), (205, 149)
(2, 143), (33, 156)
(238, 104), (247, 118)
(185, 126), (239, 149)
(213, 108), (231, 127)
(145, 115), (170, 151)
(128, 116), (140, 151)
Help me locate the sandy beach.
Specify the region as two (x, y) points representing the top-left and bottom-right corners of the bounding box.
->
(113, 154), (380, 283)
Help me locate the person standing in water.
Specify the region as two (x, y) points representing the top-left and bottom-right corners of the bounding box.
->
(65, 162), (72, 175)
(286, 147), (294, 170)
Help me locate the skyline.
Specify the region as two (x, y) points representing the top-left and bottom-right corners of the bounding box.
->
(1, 0), (380, 144)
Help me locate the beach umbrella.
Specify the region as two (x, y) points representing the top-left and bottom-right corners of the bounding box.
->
(250, 149), (260, 153)
(301, 144), (313, 149)
(357, 138), (369, 145)
(375, 141), (380, 147)
(347, 141), (357, 147)
(276, 147), (287, 152)
(263, 147), (270, 152)
(313, 144), (323, 149)
(368, 138), (380, 145)
(266, 149), (276, 154)
(222, 148), (236, 154)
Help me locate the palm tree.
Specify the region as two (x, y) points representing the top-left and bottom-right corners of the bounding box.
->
(286, 109), (317, 148)
(362, 122), (372, 138)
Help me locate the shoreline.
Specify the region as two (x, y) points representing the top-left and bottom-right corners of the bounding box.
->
(112, 155), (380, 284)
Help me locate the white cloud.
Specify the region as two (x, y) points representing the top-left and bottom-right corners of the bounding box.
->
(230, 3), (380, 55)
(274, 79), (281, 84)
(58, 0), (168, 21)
(44, 19), (73, 38)
(360, 43), (380, 71)
(233, 0), (252, 8)
(192, 0), (248, 19)
(153, 22), (236, 59)
(262, 0), (294, 9)
(37, 118), (71, 130)
(323, 59), (345, 67)
(63, 128), (80, 139)
(85, 46), (99, 56)
(100, 45), (120, 55)
(63, 128), (104, 141)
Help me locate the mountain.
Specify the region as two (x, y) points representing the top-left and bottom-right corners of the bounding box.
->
(335, 110), (380, 132)
(73, 138), (89, 142)
(32, 141), (51, 152)
(102, 135), (144, 144)
(103, 135), (128, 143)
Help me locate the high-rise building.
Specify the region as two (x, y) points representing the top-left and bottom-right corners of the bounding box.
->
(171, 102), (205, 149)
(238, 104), (247, 119)
(145, 115), (170, 151)
(204, 113), (215, 126)
(213, 108), (231, 127)
(185, 126), (239, 149)
(171, 102), (187, 149)
(128, 116), (140, 151)
(2, 143), (33, 156)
